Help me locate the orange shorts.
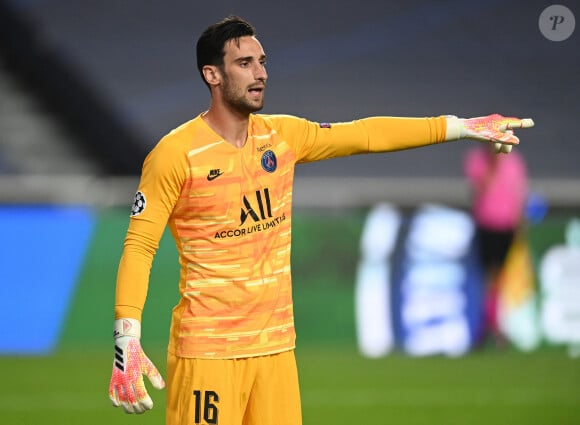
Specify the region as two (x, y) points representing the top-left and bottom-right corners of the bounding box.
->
(165, 350), (301, 425)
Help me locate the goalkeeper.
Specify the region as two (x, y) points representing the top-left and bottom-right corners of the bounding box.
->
(108, 15), (534, 425)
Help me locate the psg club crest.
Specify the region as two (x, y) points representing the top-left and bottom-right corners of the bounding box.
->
(261, 150), (277, 173)
(131, 191), (147, 216)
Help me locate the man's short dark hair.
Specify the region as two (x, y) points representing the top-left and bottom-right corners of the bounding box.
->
(196, 16), (257, 87)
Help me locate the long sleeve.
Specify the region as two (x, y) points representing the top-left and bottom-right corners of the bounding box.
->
(270, 115), (448, 163)
(114, 135), (188, 320)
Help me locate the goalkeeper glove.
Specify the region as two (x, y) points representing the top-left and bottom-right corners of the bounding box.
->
(446, 114), (534, 153)
(108, 318), (165, 414)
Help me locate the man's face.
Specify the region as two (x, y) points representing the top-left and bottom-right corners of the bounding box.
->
(220, 36), (267, 114)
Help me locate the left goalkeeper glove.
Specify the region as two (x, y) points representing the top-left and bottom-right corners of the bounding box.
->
(446, 114), (534, 153)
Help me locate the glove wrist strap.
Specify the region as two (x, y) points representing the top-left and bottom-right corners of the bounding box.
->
(113, 318), (141, 339)
(444, 115), (464, 141)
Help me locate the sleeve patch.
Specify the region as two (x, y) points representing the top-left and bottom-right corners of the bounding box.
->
(130, 191), (147, 216)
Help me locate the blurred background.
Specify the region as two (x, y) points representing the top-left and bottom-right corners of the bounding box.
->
(1, 1), (579, 424)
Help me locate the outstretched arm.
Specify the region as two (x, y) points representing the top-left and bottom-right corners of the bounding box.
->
(275, 113), (534, 164)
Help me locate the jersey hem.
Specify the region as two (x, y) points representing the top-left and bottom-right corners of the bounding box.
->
(167, 345), (296, 360)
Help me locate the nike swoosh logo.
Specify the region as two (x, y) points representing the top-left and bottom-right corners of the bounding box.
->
(207, 171), (224, 181)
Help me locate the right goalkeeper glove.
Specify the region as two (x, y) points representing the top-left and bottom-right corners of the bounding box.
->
(108, 318), (165, 414)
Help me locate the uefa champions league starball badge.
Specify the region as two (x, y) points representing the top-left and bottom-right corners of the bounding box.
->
(131, 191), (147, 216)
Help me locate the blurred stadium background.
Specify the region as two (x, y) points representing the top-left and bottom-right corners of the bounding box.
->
(1, 1), (579, 424)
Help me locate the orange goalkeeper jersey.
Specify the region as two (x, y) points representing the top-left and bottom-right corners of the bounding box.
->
(115, 113), (447, 358)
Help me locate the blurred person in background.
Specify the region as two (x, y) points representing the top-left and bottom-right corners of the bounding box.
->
(107, 15), (534, 425)
(464, 143), (529, 346)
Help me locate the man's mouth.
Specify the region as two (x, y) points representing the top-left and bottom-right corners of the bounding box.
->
(248, 85), (265, 95)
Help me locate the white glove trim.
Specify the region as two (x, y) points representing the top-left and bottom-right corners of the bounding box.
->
(444, 115), (462, 141)
(113, 318), (141, 339)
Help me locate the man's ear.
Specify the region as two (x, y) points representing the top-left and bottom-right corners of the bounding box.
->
(202, 65), (220, 86)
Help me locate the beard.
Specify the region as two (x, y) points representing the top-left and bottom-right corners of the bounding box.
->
(221, 73), (264, 114)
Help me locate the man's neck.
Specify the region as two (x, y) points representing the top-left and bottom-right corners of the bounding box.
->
(202, 106), (249, 149)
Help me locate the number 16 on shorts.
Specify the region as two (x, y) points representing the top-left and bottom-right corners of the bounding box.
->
(193, 390), (219, 424)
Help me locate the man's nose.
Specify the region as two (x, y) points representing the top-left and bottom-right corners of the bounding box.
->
(255, 64), (267, 81)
